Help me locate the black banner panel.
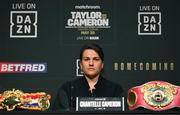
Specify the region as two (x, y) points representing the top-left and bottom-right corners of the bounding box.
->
(0, 0), (179, 115)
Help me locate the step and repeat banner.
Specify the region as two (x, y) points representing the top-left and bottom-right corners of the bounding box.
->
(0, 0), (179, 114)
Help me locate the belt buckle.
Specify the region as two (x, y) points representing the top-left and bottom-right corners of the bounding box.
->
(141, 81), (177, 109)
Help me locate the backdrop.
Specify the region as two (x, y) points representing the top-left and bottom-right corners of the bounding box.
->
(0, 0), (179, 113)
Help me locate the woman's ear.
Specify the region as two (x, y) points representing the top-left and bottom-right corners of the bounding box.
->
(101, 62), (104, 69)
(80, 61), (82, 70)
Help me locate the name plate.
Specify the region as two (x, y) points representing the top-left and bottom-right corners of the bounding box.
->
(76, 97), (124, 111)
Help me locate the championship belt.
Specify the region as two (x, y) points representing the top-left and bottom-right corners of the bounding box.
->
(127, 81), (180, 111)
(0, 89), (51, 111)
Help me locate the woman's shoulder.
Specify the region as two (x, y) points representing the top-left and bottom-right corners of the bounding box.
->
(101, 77), (123, 90)
(61, 77), (84, 88)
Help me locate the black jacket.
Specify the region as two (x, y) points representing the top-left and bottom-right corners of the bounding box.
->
(53, 76), (124, 111)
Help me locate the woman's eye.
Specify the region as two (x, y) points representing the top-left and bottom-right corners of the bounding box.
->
(94, 58), (100, 61)
(83, 58), (89, 61)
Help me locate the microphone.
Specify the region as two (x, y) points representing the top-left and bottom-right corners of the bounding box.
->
(91, 89), (96, 97)
(70, 82), (74, 109)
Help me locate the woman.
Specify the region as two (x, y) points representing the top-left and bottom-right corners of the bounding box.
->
(53, 43), (124, 111)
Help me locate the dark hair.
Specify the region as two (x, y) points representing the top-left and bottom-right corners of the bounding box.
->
(79, 43), (104, 62)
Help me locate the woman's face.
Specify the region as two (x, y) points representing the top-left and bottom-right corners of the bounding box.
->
(80, 49), (104, 79)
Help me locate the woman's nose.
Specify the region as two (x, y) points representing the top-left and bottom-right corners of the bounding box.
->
(89, 59), (94, 65)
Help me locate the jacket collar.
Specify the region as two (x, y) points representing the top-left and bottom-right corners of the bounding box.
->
(82, 75), (104, 90)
